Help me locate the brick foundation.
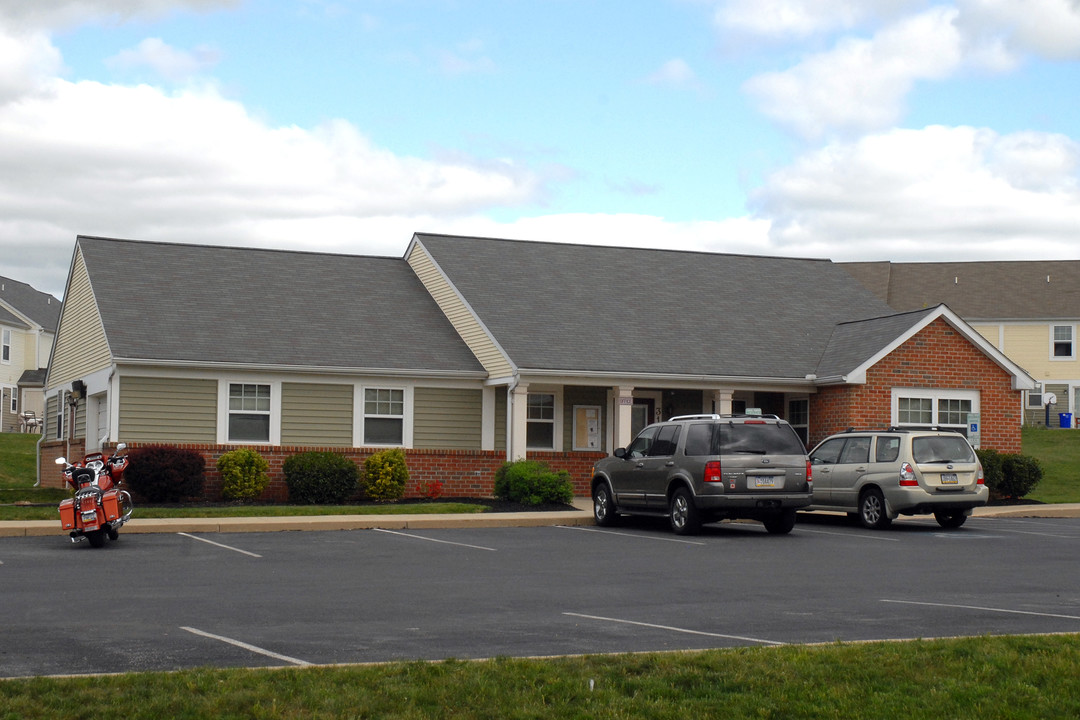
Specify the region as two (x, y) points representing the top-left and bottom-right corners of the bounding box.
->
(38, 440), (605, 503)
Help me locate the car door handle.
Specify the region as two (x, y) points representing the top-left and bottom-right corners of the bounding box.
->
(665, 462), (675, 467)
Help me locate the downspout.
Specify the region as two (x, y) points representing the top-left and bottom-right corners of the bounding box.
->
(505, 376), (518, 462)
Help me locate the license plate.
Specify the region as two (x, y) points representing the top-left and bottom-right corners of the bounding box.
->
(941, 473), (958, 484)
(753, 477), (778, 488)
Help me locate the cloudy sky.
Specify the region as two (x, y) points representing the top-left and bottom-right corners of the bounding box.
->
(1, 0), (1078, 299)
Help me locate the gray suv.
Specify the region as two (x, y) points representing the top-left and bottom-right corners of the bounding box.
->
(591, 414), (813, 535)
(806, 428), (987, 529)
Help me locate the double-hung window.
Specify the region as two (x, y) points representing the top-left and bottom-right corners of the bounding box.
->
(526, 393), (555, 449)
(1052, 325), (1075, 360)
(229, 383), (271, 442)
(1, 329), (10, 364)
(364, 388), (404, 445)
(894, 389), (977, 435)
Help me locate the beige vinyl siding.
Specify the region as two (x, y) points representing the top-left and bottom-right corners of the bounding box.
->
(1001, 324), (1080, 380)
(413, 387), (482, 449)
(118, 376), (217, 443)
(407, 243), (512, 378)
(281, 382), (353, 446)
(48, 249), (112, 386)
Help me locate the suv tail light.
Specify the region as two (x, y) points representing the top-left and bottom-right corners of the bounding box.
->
(806, 459), (812, 486)
(977, 466), (986, 485)
(704, 460), (722, 483)
(899, 461), (917, 486)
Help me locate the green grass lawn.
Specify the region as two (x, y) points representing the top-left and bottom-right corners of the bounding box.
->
(1, 635), (1078, 719)
(1021, 426), (1080, 503)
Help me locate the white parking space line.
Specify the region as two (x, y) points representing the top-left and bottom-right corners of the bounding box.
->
(373, 528), (496, 551)
(882, 599), (1080, 621)
(181, 626), (311, 666)
(797, 528), (901, 542)
(564, 612), (784, 645)
(557, 525), (707, 545)
(177, 532), (262, 558)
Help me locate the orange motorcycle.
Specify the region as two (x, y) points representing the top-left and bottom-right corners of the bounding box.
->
(56, 443), (133, 548)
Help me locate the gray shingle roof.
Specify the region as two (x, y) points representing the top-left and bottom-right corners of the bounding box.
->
(814, 308), (937, 380)
(416, 233), (900, 379)
(77, 236), (484, 374)
(841, 260), (1080, 320)
(0, 276), (62, 331)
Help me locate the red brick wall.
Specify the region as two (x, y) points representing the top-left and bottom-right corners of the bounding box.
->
(809, 318), (1022, 452)
(38, 439), (605, 502)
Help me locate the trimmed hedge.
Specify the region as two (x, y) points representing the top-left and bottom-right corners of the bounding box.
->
(217, 447), (270, 501)
(123, 445), (206, 503)
(283, 451), (360, 504)
(361, 448), (409, 501)
(976, 448), (1043, 499)
(494, 459), (574, 506)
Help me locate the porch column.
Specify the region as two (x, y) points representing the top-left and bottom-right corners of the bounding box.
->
(711, 389), (733, 415)
(613, 386), (635, 449)
(509, 383), (529, 461)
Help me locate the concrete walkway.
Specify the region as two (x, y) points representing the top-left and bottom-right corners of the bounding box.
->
(2, 499), (1077, 538)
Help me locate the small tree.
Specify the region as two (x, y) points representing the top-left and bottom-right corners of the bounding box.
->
(494, 459), (574, 506)
(123, 445), (206, 503)
(283, 451), (360, 504)
(361, 448), (409, 501)
(217, 447), (270, 501)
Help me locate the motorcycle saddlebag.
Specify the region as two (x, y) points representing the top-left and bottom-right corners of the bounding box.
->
(59, 498), (76, 530)
(102, 490), (120, 522)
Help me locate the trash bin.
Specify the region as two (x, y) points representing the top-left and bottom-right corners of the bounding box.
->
(1059, 413), (1072, 429)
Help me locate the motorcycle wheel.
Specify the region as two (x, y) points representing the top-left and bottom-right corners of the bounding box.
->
(87, 530), (107, 548)
(107, 526), (119, 541)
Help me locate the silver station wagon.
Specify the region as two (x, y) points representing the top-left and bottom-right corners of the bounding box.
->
(591, 414), (813, 535)
(806, 428), (988, 529)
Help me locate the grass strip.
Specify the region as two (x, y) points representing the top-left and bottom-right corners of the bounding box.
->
(1, 635), (1079, 719)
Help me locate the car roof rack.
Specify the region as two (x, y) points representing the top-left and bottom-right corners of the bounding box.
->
(669, 413), (782, 421)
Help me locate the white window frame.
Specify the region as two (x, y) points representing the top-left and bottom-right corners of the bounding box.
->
(55, 391), (65, 440)
(526, 392), (557, 450)
(360, 385), (408, 447)
(1, 329), (10, 364)
(227, 382), (273, 444)
(1050, 324), (1076, 361)
(891, 388), (979, 432)
(8, 387), (16, 414)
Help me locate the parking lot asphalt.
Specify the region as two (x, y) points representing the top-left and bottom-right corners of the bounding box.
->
(2, 499), (1078, 538)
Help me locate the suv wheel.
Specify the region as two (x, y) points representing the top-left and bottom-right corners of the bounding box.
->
(762, 508), (797, 535)
(592, 482), (619, 527)
(669, 487), (702, 535)
(858, 488), (891, 529)
(934, 510), (967, 529)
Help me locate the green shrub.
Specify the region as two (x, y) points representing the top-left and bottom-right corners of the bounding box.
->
(997, 453), (1043, 499)
(361, 448), (409, 501)
(494, 459), (574, 506)
(123, 445), (206, 503)
(283, 451), (359, 504)
(976, 448), (1004, 489)
(217, 448), (270, 501)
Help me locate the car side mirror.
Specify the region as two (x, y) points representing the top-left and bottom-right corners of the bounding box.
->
(613, 447), (628, 459)
(55, 457), (67, 465)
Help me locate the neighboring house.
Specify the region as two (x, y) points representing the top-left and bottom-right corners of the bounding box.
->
(0, 276), (61, 432)
(40, 234), (1033, 497)
(841, 261), (1080, 428)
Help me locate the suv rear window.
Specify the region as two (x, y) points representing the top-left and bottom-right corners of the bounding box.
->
(912, 435), (976, 464)
(684, 421), (806, 456)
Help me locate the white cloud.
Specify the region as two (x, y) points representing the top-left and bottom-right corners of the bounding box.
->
(752, 125), (1080, 260)
(644, 58), (701, 89)
(0, 0), (238, 30)
(957, 0), (1080, 61)
(105, 38), (220, 81)
(744, 6), (965, 139)
(0, 27), (63, 104)
(715, 0), (926, 38)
